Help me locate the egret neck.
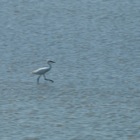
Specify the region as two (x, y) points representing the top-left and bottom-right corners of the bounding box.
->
(47, 61), (52, 71)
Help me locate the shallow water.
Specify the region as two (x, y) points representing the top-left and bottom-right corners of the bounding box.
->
(0, 0), (140, 140)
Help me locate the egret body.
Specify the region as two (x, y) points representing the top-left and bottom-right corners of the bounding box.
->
(32, 60), (55, 84)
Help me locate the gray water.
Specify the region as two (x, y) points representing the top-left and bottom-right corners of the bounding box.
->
(0, 0), (140, 140)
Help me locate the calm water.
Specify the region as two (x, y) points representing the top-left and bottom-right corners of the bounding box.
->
(0, 0), (140, 140)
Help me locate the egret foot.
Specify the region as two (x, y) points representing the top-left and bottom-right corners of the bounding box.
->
(44, 78), (54, 83)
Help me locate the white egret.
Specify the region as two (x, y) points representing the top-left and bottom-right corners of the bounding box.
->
(32, 60), (55, 84)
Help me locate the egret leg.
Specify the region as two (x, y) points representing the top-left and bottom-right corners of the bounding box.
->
(37, 75), (41, 84)
(43, 74), (54, 83)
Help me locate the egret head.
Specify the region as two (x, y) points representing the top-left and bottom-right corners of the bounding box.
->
(47, 60), (55, 63)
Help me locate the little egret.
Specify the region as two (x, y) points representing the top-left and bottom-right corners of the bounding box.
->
(32, 60), (55, 84)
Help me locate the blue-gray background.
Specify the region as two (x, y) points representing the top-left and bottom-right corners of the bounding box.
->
(0, 0), (140, 140)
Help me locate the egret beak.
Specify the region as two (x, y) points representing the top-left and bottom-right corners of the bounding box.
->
(51, 61), (55, 63)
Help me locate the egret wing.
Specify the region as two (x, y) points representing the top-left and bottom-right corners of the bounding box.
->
(32, 67), (49, 75)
